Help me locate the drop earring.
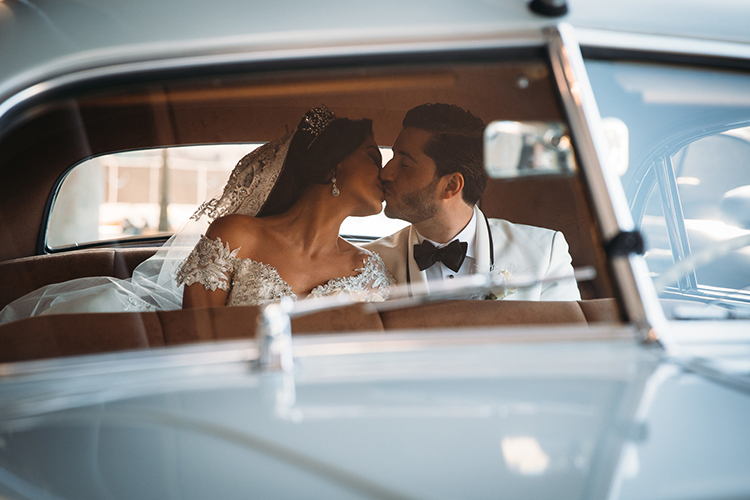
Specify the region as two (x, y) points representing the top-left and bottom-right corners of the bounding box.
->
(331, 172), (340, 197)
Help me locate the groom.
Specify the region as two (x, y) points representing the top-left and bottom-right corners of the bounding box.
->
(364, 103), (580, 300)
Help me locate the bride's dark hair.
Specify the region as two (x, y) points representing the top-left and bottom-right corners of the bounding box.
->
(258, 115), (373, 217)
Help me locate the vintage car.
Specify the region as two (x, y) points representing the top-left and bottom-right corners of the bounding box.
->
(1, 0), (749, 498)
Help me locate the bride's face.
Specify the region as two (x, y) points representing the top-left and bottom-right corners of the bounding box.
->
(336, 135), (384, 216)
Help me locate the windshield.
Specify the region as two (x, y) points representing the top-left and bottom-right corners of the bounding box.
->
(586, 59), (750, 320)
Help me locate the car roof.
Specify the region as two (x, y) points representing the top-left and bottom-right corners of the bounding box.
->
(1, 0), (749, 106)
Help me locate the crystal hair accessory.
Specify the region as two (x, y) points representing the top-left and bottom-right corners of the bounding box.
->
(299, 105), (337, 139)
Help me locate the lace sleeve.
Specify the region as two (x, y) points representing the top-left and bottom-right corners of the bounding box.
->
(348, 251), (395, 302)
(364, 251), (396, 292)
(175, 235), (240, 291)
(307, 251), (395, 302)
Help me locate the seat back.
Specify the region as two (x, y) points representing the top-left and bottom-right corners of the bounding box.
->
(481, 176), (614, 299)
(380, 300), (588, 330)
(0, 248), (157, 310)
(0, 303), (386, 363)
(0, 299), (619, 363)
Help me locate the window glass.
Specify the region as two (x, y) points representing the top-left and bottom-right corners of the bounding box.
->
(586, 60), (750, 318)
(48, 145), (251, 247)
(0, 59), (573, 265)
(0, 57), (614, 302)
(48, 145), (406, 248)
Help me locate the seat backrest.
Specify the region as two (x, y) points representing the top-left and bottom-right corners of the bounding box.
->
(0, 303), (386, 362)
(481, 176), (614, 299)
(0, 311), (163, 362)
(577, 298), (621, 323)
(0, 247), (157, 310)
(380, 299), (589, 330)
(0, 299), (619, 363)
(157, 303), (385, 346)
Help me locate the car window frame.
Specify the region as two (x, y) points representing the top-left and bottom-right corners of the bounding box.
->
(5, 24), (719, 334)
(577, 28), (750, 332)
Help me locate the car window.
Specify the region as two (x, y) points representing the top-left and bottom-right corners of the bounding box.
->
(48, 144), (252, 248)
(48, 146), (406, 248)
(586, 59), (750, 318)
(0, 57), (614, 305)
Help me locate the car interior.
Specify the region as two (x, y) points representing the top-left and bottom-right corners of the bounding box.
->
(0, 53), (622, 362)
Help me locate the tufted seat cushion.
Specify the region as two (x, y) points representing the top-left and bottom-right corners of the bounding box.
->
(0, 248), (157, 310)
(0, 311), (163, 361)
(380, 300), (588, 330)
(0, 299), (619, 363)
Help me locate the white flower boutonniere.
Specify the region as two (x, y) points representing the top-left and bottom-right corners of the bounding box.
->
(485, 269), (517, 300)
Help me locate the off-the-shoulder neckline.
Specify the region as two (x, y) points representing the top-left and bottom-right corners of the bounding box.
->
(200, 233), (385, 298)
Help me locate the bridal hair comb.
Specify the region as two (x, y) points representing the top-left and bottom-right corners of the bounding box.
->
(299, 105), (337, 137)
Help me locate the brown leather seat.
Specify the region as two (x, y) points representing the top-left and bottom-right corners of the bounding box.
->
(481, 176), (614, 300)
(0, 299), (619, 363)
(578, 298), (622, 323)
(157, 303), (384, 346)
(0, 247), (156, 310)
(380, 300), (588, 330)
(0, 302), (387, 362)
(0, 311), (163, 362)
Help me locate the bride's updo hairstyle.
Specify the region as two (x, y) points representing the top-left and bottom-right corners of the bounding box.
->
(258, 107), (373, 217)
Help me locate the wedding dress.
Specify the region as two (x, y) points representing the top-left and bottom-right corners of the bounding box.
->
(0, 106), (393, 325)
(176, 235), (393, 305)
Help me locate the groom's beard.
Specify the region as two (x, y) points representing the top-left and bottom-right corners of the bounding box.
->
(384, 177), (439, 224)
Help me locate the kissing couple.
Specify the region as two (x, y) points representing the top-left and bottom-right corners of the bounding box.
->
(0, 103), (579, 323)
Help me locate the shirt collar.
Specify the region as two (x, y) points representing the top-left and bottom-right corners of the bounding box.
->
(415, 206), (478, 259)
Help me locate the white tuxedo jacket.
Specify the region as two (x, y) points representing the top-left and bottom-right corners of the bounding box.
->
(363, 208), (581, 301)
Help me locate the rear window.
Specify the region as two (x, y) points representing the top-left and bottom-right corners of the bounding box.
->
(48, 145), (405, 249)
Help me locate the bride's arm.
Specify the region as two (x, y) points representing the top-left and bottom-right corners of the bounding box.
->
(182, 281), (229, 308)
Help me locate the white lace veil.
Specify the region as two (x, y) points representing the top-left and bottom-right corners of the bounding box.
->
(0, 106), (338, 324)
(127, 130), (296, 309)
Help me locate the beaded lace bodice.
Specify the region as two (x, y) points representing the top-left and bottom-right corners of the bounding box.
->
(176, 235), (394, 305)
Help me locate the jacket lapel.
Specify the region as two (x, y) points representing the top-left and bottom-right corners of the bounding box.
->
(407, 225), (430, 292)
(475, 207), (493, 274)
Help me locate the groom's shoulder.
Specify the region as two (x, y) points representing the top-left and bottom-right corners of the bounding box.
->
(486, 216), (559, 242)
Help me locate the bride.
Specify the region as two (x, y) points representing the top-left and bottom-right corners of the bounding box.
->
(0, 106), (394, 324)
(179, 105), (393, 306)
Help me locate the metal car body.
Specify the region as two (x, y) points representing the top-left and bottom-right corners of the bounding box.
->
(1, 0), (750, 499)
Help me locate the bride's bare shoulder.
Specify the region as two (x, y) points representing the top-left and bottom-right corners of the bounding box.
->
(205, 214), (267, 249)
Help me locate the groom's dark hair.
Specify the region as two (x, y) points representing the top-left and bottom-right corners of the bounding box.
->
(402, 103), (487, 206)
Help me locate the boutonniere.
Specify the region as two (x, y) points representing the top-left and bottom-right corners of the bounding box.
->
(485, 268), (517, 300)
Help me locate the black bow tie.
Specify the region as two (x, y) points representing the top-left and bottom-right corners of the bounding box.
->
(413, 239), (468, 272)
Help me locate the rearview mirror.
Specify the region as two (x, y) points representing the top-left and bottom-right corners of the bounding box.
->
(484, 121), (576, 178)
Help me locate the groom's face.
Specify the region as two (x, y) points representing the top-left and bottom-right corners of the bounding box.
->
(380, 127), (441, 223)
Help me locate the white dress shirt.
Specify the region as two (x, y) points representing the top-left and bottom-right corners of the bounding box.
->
(415, 207), (478, 283)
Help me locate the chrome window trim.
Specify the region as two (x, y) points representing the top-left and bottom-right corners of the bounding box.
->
(573, 26), (750, 341)
(546, 23), (668, 340)
(576, 28), (750, 61)
(653, 155), (698, 292)
(0, 30), (545, 131)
